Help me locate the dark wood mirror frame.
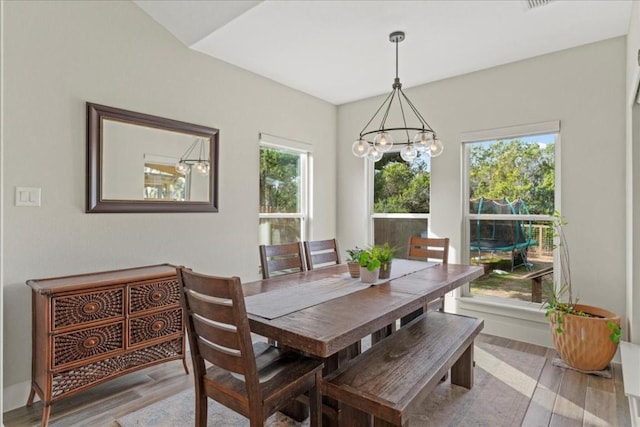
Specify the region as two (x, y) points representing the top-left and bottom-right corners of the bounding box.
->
(87, 102), (219, 213)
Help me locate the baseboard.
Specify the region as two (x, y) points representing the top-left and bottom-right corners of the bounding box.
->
(3, 380), (34, 413)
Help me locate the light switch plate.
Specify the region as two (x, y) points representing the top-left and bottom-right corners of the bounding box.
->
(16, 187), (41, 207)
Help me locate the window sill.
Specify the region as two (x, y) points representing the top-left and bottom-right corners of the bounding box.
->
(455, 294), (548, 325)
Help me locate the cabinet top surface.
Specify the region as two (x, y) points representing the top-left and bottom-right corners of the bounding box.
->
(26, 264), (177, 294)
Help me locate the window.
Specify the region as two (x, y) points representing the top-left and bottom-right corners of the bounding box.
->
(370, 151), (430, 258)
(259, 135), (310, 245)
(462, 121), (559, 304)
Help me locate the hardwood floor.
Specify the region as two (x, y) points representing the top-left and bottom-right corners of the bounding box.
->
(3, 334), (631, 427)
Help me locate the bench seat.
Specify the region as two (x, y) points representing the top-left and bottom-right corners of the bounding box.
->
(323, 311), (484, 427)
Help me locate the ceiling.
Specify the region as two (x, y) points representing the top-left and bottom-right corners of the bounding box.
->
(134, 0), (633, 105)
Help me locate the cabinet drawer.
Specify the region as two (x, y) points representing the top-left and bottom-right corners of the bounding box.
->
(129, 277), (179, 314)
(129, 308), (183, 346)
(53, 322), (124, 368)
(51, 337), (184, 400)
(52, 289), (124, 330)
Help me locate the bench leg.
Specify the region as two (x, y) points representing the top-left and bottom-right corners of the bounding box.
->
(451, 342), (474, 389)
(531, 277), (543, 303)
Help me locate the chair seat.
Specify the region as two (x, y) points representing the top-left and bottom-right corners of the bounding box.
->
(203, 342), (323, 418)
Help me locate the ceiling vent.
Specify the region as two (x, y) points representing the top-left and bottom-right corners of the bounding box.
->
(526, 0), (553, 9)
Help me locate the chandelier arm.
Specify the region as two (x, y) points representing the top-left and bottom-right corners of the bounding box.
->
(399, 88), (435, 133)
(359, 89), (395, 136)
(395, 89), (412, 142)
(198, 138), (205, 162)
(179, 139), (200, 162)
(378, 88), (398, 132)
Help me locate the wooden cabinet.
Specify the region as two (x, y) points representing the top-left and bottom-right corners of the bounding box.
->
(26, 264), (188, 427)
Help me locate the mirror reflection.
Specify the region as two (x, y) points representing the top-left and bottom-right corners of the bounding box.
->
(101, 120), (210, 202)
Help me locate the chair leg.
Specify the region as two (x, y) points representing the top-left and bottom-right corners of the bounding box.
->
(309, 371), (322, 427)
(195, 388), (208, 427)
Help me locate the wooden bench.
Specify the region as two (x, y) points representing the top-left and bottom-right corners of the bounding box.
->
(521, 266), (553, 302)
(323, 311), (484, 427)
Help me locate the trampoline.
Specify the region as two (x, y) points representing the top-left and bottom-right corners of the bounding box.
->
(469, 197), (537, 271)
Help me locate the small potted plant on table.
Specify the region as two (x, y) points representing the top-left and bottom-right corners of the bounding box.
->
(373, 243), (395, 279)
(358, 249), (381, 283)
(345, 247), (363, 278)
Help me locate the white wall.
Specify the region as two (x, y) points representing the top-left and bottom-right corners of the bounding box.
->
(1, 1), (337, 411)
(338, 37), (627, 347)
(627, 1), (640, 344)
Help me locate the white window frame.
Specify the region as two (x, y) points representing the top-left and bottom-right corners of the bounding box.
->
(458, 120), (561, 311)
(259, 133), (312, 244)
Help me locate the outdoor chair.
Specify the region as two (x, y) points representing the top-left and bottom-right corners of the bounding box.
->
(176, 267), (323, 427)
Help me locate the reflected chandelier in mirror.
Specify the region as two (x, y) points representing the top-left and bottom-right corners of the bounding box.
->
(87, 103), (219, 213)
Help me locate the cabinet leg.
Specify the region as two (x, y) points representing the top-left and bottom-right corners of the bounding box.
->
(41, 404), (51, 427)
(182, 357), (190, 374)
(26, 386), (36, 406)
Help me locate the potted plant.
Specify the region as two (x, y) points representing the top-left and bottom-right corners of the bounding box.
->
(358, 249), (381, 283)
(543, 212), (621, 371)
(345, 247), (363, 278)
(373, 243), (396, 279)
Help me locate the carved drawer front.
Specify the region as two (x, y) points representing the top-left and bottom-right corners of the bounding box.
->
(129, 278), (179, 314)
(52, 289), (124, 330)
(50, 337), (184, 400)
(52, 322), (124, 368)
(129, 308), (183, 346)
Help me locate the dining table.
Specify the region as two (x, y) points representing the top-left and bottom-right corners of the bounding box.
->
(241, 258), (484, 426)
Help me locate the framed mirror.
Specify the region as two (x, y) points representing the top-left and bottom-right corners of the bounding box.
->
(87, 103), (219, 213)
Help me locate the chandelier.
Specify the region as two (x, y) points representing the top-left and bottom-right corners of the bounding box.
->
(175, 138), (210, 176)
(352, 31), (443, 163)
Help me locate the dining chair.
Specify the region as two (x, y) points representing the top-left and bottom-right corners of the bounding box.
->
(176, 267), (323, 427)
(259, 242), (306, 279)
(402, 236), (451, 325)
(303, 238), (341, 270)
(407, 236), (450, 264)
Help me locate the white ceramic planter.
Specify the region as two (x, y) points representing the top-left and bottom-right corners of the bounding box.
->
(360, 267), (380, 283)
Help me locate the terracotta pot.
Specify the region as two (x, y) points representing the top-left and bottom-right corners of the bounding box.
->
(347, 262), (360, 278)
(360, 267), (380, 284)
(379, 260), (392, 279)
(549, 304), (620, 371)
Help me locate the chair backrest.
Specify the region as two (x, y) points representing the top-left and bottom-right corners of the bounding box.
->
(176, 267), (262, 405)
(259, 242), (306, 279)
(304, 238), (341, 270)
(407, 236), (450, 264)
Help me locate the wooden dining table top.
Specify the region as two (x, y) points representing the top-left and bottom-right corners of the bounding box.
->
(243, 260), (483, 359)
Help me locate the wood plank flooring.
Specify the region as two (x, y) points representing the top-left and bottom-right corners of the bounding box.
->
(2, 334), (631, 427)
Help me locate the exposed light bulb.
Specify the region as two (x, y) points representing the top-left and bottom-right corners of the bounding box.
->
(373, 132), (393, 152)
(196, 161), (210, 175)
(175, 161), (190, 175)
(428, 138), (444, 157)
(352, 139), (370, 157)
(400, 143), (418, 162)
(413, 131), (433, 152)
(367, 146), (383, 162)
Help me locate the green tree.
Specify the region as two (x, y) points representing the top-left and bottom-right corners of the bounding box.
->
(469, 139), (554, 214)
(259, 147), (300, 213)
(374, 153), (431, 213)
